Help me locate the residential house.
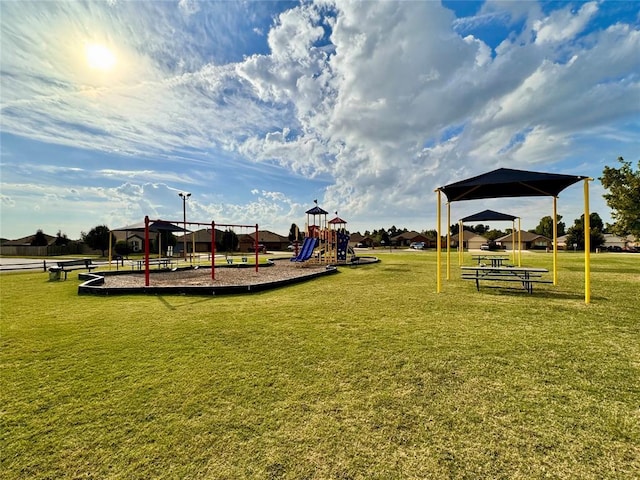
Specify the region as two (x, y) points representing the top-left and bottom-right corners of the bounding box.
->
(112, 231), (146, 253)
(390, 231), (431, 248)
(603, 233), (628, 251)
(496, 231), (552, 250)
(0, 233), (57, 256)
(239, 230), (289, 252)
(348, 232), (365, 247)
(450, 231), (488, 250)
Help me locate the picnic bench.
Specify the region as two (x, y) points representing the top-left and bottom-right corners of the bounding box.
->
(461, 265), (551, 294)
(49, 259), (96, 280)
(134, 258), (176, 270)
(471, 255), (510, 267)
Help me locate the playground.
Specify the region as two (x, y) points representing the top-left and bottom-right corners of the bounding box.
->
(78, 203), (378, 295)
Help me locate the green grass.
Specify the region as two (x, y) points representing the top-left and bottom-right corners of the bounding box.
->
(1, 252), (639, 479)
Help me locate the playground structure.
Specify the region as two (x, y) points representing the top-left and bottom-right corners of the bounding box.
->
(291, 203), (352, 265)
(109, 216), (261, 286)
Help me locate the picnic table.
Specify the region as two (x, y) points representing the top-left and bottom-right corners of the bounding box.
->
(471, 255), (509, 267)
(461, 265), (551, 293)
(133, 258), (176, 270)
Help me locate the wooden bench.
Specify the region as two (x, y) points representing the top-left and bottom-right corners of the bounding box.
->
(461, 266), (552, 294)
(49, 259), (96, 280)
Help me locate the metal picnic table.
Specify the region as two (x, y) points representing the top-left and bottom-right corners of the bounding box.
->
(461, 265), (551, 293)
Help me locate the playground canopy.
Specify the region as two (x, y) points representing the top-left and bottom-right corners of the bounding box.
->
(456, 209), (521, 267)
(436, 168), (592, 303)
(459, 209), (518, 222)
(439, 168), (588, 201)
(111, 221), (188, 233)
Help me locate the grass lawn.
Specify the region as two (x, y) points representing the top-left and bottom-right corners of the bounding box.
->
(1, 251), (639, 479)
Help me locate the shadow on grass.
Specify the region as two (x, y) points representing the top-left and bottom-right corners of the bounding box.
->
(469, 285), (593, 301)
(156, 295), (216, 310)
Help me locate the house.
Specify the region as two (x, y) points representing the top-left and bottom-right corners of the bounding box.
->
(496, 231), (552, 250)
(390, 231), (431, 248)
(0, 233), (57, 256)
(349, 232), (365, 247)
(239, 230), (289, 252)
(175, 228), (226, 253)
(603, 234), (628, 251)
(555, 234), (569, 250)
(112, 231), (146, 252)
(357, 236), (377, 248)
(450, 231), (488, 250)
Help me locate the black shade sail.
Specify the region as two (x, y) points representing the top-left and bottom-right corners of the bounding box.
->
(111, 221), (189, 233)
(439, 168), (587, 202)
(460, 209), (518, 222)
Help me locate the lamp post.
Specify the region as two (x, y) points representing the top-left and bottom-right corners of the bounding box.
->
(178, 192), (191, 260)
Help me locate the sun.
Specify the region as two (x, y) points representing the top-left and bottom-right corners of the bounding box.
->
(85, 43), (116, 71)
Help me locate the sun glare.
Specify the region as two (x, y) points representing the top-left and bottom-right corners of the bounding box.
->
(85, 43), (116, 71)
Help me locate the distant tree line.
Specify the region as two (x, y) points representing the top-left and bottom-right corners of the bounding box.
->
(21, 157), (638, 255)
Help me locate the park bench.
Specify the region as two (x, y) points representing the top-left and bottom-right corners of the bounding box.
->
(49, 259), (96, 280)
(461, 266), (552, 294)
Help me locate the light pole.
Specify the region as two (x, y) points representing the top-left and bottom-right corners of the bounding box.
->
(178, 192), (191, 260)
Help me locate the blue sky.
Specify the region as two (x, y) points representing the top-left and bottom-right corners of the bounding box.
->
(1, 0), (639, 240)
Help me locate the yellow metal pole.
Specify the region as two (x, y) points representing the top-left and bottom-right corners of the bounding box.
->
(518, 218), (522, 266)
(553, 196), (558, 285)
(446, 202), (451, 280)
(436, 190), (442, 293)
(584, 179), (591, 304)
(511, 220), (515, 264)
(458, 220), (463, 266)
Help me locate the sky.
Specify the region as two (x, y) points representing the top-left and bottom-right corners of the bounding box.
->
(1, 0), (639, 240)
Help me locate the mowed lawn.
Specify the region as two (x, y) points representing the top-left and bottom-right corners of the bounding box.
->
(1, 252), (638, 479)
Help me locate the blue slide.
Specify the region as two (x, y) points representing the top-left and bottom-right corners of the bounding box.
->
(290, 237), (318, 262)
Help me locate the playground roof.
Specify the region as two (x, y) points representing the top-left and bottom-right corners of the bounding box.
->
(438, 168), (587, 202)
(460, 209), (518, 222)
(329, 216), (347, 224)
(306, 206), (328, 215)
(111, 221), (188, 233)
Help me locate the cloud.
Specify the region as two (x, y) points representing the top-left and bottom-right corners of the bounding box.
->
(1, 0), (638, 239)
(533, 1), (599, 44)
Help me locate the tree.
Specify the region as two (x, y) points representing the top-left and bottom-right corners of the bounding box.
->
(81, 225), (114, 256)
(31, 229), (48, 246)
(380, 230), (390, 247)
(54, 230), (69, 246)
(222, 229), (239, 253)
(600, 157), (640, 237)
(565, 213), (606, 251)
(151, 231), (177, 254)
(473, 224), (489, 235)
(485, 229), (505, 241)
(533, 215), (565, 239)
(288, 223), (302, 242)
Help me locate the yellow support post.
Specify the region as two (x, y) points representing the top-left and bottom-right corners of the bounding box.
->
(553, 196), (558, 285)
(436, 190), (442, 293)
(584, 179), (591, 304)
(518, 218), (522, 266)
(446, 202), (451, 280)
(458, 220), (463, 266)
(511, 220), (516, 264)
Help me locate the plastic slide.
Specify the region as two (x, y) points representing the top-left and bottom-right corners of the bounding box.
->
(291, 237), (317, 262)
